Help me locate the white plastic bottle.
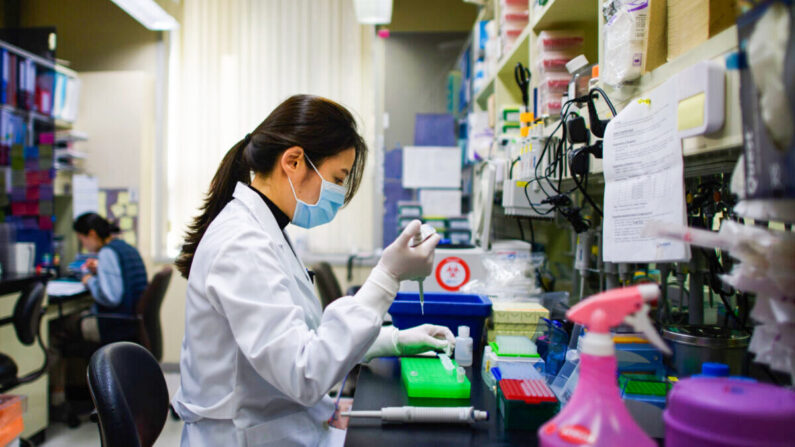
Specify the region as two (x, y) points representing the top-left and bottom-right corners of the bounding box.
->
(454, 325), (473, 367)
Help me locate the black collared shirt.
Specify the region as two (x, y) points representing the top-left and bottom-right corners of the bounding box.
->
(246, 185), (290, 230)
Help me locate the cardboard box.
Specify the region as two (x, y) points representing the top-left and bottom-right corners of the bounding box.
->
(667, 0), (738, 61)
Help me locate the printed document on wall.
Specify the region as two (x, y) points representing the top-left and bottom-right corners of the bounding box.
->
(73, 174), (99, 219)
(602, 80), (690, 262)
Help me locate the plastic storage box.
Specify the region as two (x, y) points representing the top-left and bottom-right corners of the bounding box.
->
(390, 292), (492, 353)
(0, 395), (24, 447)
(400, 357), (471, 399)
(497, 379), (559, 430)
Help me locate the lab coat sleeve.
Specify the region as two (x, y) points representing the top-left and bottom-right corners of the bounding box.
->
(205, 232), (398, 407)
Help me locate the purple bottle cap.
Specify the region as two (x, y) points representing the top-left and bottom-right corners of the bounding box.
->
(665, 377), (795, 447)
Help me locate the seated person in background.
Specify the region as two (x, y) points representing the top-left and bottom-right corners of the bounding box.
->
(50, 213), (148, 413)
(67, 212), (148, 344)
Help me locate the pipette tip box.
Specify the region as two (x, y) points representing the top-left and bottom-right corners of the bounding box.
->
(497, 379), (559, 430)
(400, 357), (471, 400)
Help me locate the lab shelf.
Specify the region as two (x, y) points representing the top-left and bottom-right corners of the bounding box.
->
(498, 25), (531, 77)
(532, 0), (599, 33)
(474, 74), (496, 110)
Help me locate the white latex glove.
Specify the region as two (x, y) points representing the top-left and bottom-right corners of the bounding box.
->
(377, 220), (440, 282)
(364, 324), (456, 361)
(397, 324), (456, 356)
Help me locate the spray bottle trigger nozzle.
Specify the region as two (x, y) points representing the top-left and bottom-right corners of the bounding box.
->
(623, 303), (672, 356)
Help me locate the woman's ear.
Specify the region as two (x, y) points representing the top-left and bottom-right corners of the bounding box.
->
(280, 146), (305, 175)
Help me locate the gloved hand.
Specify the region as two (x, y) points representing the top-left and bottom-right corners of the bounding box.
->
(396, 324), (456, 356)
(377, 220), (440, 282)
(364, 324), (456, 361)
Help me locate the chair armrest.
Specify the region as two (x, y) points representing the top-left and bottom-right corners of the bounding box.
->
(93, 313), (141, 323)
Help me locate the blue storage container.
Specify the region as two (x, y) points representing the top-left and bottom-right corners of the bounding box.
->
(389, 292), (492, 353)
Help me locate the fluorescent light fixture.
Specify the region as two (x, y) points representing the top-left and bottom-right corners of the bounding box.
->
(109, 0), (179, 30)
(353, 0), (393, 25)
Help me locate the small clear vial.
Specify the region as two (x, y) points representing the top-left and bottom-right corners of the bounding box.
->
(454, 325), (473, 367)
(456, 366), (466, 383)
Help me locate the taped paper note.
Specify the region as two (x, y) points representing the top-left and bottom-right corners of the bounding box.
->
(602, 79), (690, 263)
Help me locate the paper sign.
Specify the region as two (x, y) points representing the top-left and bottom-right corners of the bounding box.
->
(73, 175), (99, 218)
(602, 79), (690, 263)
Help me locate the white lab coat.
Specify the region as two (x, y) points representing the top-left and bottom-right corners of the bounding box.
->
(173, 182), (396, 446)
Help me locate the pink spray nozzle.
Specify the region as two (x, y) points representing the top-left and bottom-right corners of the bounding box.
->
(567, 284), (671, 355)
(566, 285), (660, 334)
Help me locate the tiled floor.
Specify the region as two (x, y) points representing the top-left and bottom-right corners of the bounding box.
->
(40, 373), (184, 447)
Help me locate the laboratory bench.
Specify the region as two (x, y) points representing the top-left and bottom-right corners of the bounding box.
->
(345, 356), (538, 447)
(0, 273), (51, 296)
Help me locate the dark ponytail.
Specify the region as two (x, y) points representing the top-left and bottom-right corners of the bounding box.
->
(175, 95), (368, 278)
(73, 212), (121, 239)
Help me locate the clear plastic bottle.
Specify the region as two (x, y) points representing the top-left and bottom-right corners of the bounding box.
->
(454, 325), (473, 367)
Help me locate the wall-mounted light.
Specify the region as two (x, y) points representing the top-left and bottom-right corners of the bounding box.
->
(353, 0), (393, 25)
(109, 0), (179, 30)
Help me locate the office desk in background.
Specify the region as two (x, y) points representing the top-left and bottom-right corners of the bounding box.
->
(46, 279), (92, 318)
(345, 357), (538, 447)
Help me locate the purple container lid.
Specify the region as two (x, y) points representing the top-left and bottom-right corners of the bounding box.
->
(665, 377), (795, 446)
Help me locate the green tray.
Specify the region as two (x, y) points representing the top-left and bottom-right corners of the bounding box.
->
(619, 373), (671, 397)
(400, 357), (471, 399)
(489, 342), (541, 358)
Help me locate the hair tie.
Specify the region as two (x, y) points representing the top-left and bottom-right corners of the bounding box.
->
(244, 133), (252, 144)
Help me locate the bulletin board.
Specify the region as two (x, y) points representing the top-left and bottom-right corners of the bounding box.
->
(98, 188), (139, 246)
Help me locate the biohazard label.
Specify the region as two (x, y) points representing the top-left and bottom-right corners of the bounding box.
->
(434, 257), (470, 291)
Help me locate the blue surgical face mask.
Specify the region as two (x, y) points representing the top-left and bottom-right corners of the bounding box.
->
(288, 156), (346, 228)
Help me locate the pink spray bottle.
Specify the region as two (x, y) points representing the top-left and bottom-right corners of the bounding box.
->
(538, 284), (671, 447)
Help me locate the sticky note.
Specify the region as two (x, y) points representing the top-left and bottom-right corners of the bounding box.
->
(118, 192), (130, 204)
(677, 93), (705, 132)
(111, 203), (124, 217)
(98, 192), (107, 218)
(122, 231), (136, 246)
(127, 204), (138, 216)
(120, 217), (133, 231)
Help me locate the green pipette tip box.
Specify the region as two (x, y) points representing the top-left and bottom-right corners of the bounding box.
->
(489, 341), (541, 358)
(400, 357), (471, 399)
(619, 373), (671, 397)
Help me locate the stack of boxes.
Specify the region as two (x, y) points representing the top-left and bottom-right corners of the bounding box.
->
(500, 0), (529, 54)
(489, 300), (550, 342)
(536, 30), (584, 117)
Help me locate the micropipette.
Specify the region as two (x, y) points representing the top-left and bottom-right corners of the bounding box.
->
(342, 406), (488, 424)
(411, 224), (437, 315)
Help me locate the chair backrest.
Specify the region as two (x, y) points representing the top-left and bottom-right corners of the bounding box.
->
(13, 282), (46, 345)
(87, 342), (169, 447)
(311, 262), (343, 309)
(135, 266), (173, 362)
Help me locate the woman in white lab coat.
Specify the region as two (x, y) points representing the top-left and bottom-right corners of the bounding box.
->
(172, 95), (452, 447)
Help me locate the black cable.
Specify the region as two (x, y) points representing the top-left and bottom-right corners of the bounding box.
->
(572, 170), (603, 216)
(523, 180), (554, 216)
(589, 86), (617, 116)
(516, 217), (525, 241)
(528, 218), (535, 246)
(509, 157), (520, 178)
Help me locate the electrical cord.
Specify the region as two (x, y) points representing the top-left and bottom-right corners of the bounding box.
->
(572, 169), (603, 216)
(589, 86), (618, 116)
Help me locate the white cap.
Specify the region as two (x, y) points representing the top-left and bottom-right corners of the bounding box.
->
(565, 55), (589, 74)
(458, 325), (470, 338)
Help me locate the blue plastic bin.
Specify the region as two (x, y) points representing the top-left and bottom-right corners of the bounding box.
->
(389, 292), (492, 354)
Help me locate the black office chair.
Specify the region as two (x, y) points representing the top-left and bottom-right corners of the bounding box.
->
(312, 262), (344, 309)
(87, 342), (169, 447)
(0, 282), (49, 393)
